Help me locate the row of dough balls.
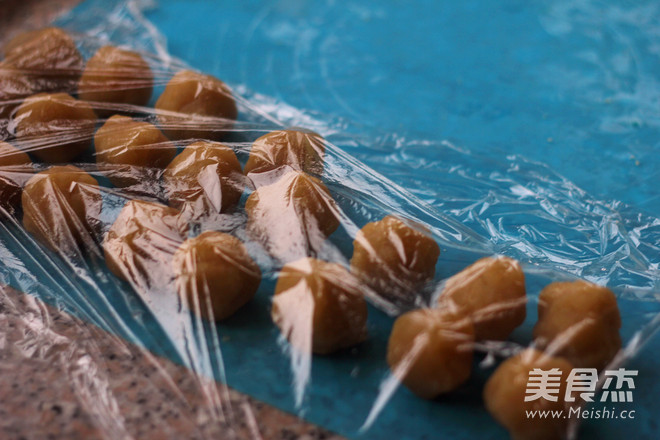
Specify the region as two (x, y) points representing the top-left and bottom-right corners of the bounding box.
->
(101, 198), (443, 354)
(0, 27), (241, 199)
(0, 127), (324, 214)
(1, 27), (236, 136)
(387, 256), (621, 440)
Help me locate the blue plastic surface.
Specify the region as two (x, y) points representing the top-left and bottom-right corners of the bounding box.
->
(142, 0), (660, 217)
(20, 0), (657, 439)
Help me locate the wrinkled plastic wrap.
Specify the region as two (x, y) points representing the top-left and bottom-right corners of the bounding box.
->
(0, 1), (659, 439)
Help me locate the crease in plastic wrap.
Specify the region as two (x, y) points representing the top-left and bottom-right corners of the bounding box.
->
(0, 1), (658, 439)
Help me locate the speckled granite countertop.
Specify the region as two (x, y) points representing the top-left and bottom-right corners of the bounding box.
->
(0, 285), (343, 439)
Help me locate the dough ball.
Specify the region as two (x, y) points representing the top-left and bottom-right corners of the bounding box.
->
(78, 45), (153, 112)
(155, 70), (237, 141)
(0, 62), (33, 121)
(387, 308), (474, 399)
(13, 93), (96, 163)
(163, 141), (243, 214)
(0, 141), (32, 213)
(173, 231), (261, 321)
(484, 348), (573, 440)
(350, 215), (440, 306)
(94, 114), (177, 187)
(244, 128), (325, 176)
(245, 171), (340, 262)
(3, 27), (83, 92)
(272, 257), (368, 354)
(438, 256), (527, 341)
(22, 165), (101, 254)
(533, 280), (621, 370)
(103, 200), (188, 289)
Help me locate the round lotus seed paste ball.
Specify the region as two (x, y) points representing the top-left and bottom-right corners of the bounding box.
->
(0, 62), (33, 121)
(272, 257), (368, 355)
(103, 200), (188, 289)
(244, 128), (325, 176)
(155, 70), (237, 141)
(78, 45), (153, 112)
(438, 256), (527, 341)
(387, 308), (474, 399)
(22, 165), (101, 254)
(13, 93), (96, 163)
(350, 215), (440, 306)
(245, 170), (340, 262)
(3, 27), (83, 93)
(173, 231), (261, 321)
(163, 141), (243, 214)
(94, 115), (176, 188)
(484, 348), (574, 440)
(0, 141), (32, 213)
(533, 280), (621, 370)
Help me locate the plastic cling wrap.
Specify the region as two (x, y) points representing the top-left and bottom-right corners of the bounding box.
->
(0, 1), (659, 439)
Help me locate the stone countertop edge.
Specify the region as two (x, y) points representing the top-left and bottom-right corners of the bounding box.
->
(0, 284), (344, 440)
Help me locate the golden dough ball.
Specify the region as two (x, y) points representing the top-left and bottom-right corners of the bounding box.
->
(244, 128), (325, 176)
(155, 70), (237, 141)
(94, 115), (177, 187)
(163, 141), (243, 214)
(0, 141), (32, 213)
(173, 231), (261, 321)
(350, 215), (440, 305)
(103, 200), (188, 287)
(22, 165), (101, 253)
(78, 45), (153, 112)
(13, 93), (96, 163)
(533, 280), (621, 370)
(3, 27), (83, 92)
(245, 170), (340, 262)
(0, 62), (33, 120)
(484, 348), (573, 440)
(387, 308), (474, 399)
(438, 256), (527, 341)
(272, 258), (368, 355)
